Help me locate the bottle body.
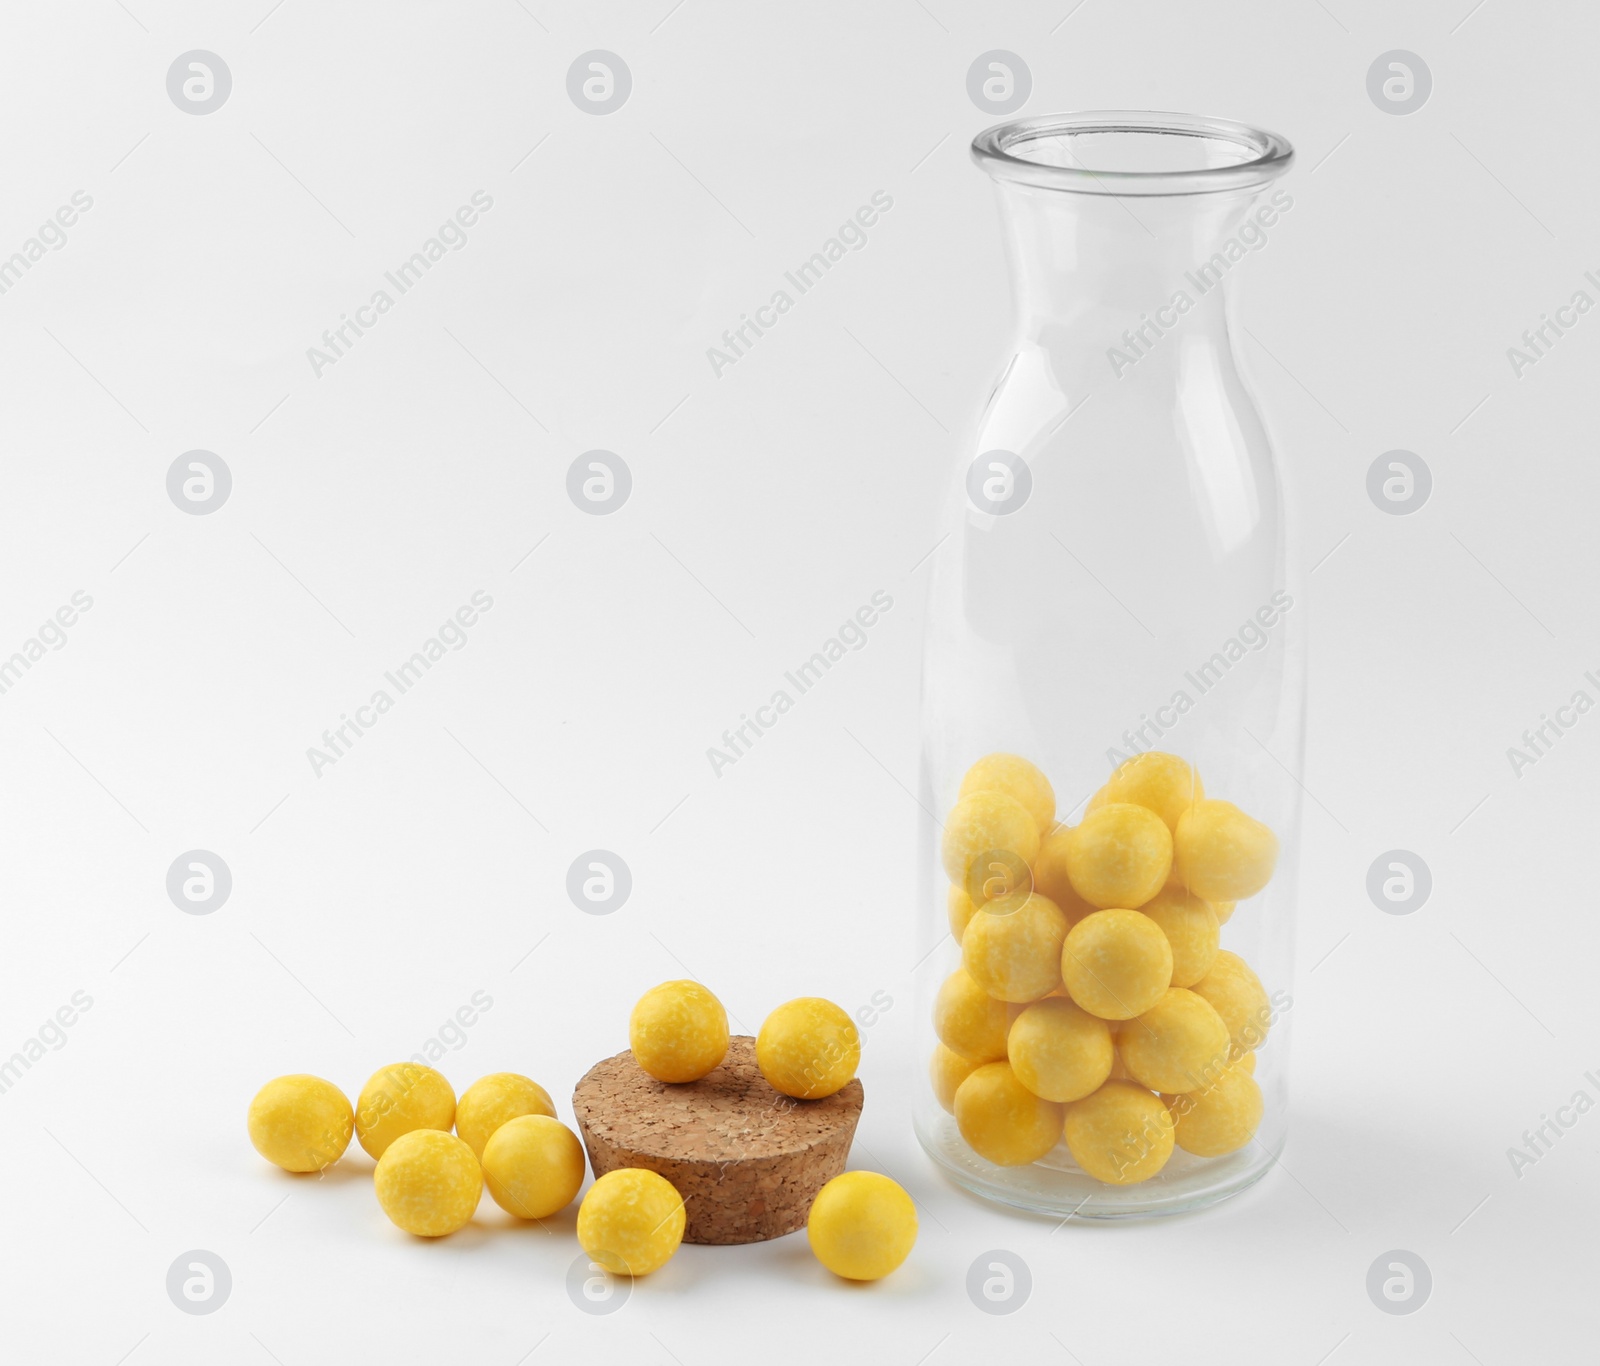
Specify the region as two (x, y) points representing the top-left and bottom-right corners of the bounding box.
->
(914, 114), (1302, 1217)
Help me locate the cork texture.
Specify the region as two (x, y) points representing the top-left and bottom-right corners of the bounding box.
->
(572, 1035), (864, 1245)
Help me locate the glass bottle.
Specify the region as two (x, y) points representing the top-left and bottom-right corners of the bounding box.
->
(915, 112), (1302, 1217)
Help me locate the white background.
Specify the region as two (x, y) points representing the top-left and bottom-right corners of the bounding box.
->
(1, 2), (1595, 1363)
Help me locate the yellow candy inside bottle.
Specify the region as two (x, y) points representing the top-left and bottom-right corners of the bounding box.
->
(954, 1060), (1064, 1166)
(1174, 799), (1278, 902)
(1063, 1080), (1175, 1185)
(958, 752), (1056, 835)
(1167, 1059), (1263, 1157)
(1061, 908), (1173, 1020)
(1087, 751), (1203, 831)
(1062, 802), (1172, 910)
(962, 892), (1070, 1003)
(934, 968), (1012, 1061)
(1137, 887), (1220, 988)
(931, 751), (1281, 1186)
(1118, 988), (1232, 1094)
(1007, 997), (1114, 1103)
(941, 791), (1041, 890)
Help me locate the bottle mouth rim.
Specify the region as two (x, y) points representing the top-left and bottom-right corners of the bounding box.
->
(971, 111), (1294, 197)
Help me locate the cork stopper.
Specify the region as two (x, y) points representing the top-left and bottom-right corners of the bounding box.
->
(571, 1035), (864, 1245)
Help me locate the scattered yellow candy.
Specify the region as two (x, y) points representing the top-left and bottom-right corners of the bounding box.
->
(373, 1129), (482, 1237)
(1191, 950), (1273, 1055)
(929, 1044), (981, 1113)
(933, 968), (1012, 1061)
(1088, 752), (1203, 831)
(1168, 1061), (1263, 1157)
(1063, 803), (1172, 909)
(1006, 998), (1113, 1103)
(630, 980), (730, 1084)
(1173, 799), (1278, 902)
(806, 1171), (918, 1281)
(356, 1063), (456, 1159)
(962, 891), (1070, 1003)
(247, 1074), (354, 1173)
(1137, 887), (1220, 987)
(1063, 1081), (1175, 1184)
(1030, 826), (1096, 927)
(1061, 908), (1173, 1020)
(576, 1168), (686, 1276)
(959, 752), (1056, 834)
(941, 791), (1041, 891)
(1119, 988), (1232, 1094)
(481, 1114), (587, 1219)
(948, 885), (978, 941)
(757, 997), (861, 1099)
(455, 1073), (556, 1159)
(954, 1061), (1064, 1166)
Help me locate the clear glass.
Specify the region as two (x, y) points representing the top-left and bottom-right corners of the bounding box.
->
(914, 112), (1303, 1218)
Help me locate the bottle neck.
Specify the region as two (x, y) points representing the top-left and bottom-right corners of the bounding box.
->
(994, 182), (1282, 354)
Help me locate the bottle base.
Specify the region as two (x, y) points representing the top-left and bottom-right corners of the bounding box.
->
(915, 1111), (1282, 1220)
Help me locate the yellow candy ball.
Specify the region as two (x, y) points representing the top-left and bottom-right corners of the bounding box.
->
(356, 1063), (456, 1160)
(806, 1171), (918, 1281)
(933, 968), (1011, 1061)
(1236, 1050), (1257, 1074)
(1168, 1061), (1263, 1157)
(1006, 997), (1114, 1103)
(953, 1061), (1064, 1166)
(482, 1114), (587, 1219)
(454, 1073), (556, 1159)
(1173, 799), (1278, 902)
(1087, 752), (1203, 831)
(929, 1044), (981, 1113)
(1192, 950), (1273, 1055)
(1213, 900), (1237, 926)
(941, 791), (1041, 891)
(959, 752), (1056, 834)
(373, 1129), (482, 1237)
(1120, 988), (1232, 1094)
(962, 891), (1070, 1003)
(1063, 1081), (1175, 1184)
(1061, 908), (1173, 1020)
(948, 885), (978, 941)
(630, 980), (730, 1084)
(247, 1074), (354, 1173)
(1137, 887), (1220, 988)
(757, 997), (861, 1099)
(577, 1168), (686, 1276)
(1030, 826), (1096, 927)
(1063, 803), (1172, 909)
